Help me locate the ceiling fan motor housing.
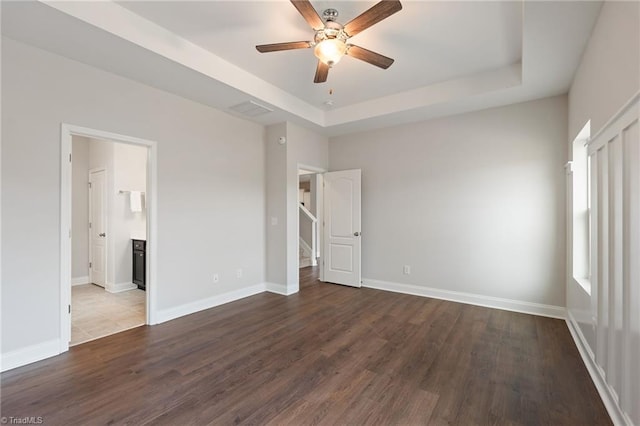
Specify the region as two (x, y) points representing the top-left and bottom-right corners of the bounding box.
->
(322, 8), (339, 22)
(314, 21), (348, 44)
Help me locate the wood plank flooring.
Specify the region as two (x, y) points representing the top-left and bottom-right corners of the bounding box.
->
(1, 267), (611, 425)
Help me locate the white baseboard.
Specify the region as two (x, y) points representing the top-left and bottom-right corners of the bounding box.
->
(362, 278), (566, 319)
(299, 239), (317, 266)
(106, 282), (138, 293)
(1, 339), (61, 372)
(299, 258), (312, 268)
(265, 282), (297, 296)
(566, 312), (632, 426)
(2, 282), (288, 371)
(71, 276), (89, 286)
(155, 284), (266, 324)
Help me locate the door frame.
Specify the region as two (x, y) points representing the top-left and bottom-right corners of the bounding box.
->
(88, 167), (107, 287)
(60, 123), (158, 353)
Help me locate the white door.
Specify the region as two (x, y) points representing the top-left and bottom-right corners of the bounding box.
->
(323, 169), (361, 287)
(89, 169), (107, 287)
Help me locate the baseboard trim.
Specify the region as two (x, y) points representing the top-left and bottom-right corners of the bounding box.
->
(2, 283), (287, 371)
(299, 258), (312, 268)
(155, 284), (266, 324)
(265, 282), (297, 296)
(71, 276), (89, 286)
(566, 312), (631, 426)
(1, 339), (61, 372)
(106, 282), (137, 293)
(299, 239), (317, 267)
(362, 278), (566, 319)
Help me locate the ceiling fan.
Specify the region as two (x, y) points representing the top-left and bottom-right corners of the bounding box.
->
(256, 0), (402, 83)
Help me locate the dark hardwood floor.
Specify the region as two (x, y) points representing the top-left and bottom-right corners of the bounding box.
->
(2, 267), (611, 425)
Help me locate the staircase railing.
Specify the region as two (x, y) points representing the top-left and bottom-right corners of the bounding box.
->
(299, 204), (318, 266)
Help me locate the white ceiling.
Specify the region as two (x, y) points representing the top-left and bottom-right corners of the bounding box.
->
(1, 1), (602, 136)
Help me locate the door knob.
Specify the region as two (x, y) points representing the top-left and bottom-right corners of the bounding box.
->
(354, 232), (360, 236)
(98, 233), (106, 237)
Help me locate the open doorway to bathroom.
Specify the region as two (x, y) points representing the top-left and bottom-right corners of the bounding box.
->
(70, 135), (148, 345)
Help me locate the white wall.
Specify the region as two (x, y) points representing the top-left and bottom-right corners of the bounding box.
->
(330, 96), (568, 309)
(566, 2), (640, 424)
(1, 38), (265, 357)
(113, 142), (147, 287)
(265, 122), (328, 293)
(286, 122), (328, 291)
(568, 1), (640, 141)
(309, 175), (318, 217)
(71, 137), (90, 282)
(265, 123), (287, 287)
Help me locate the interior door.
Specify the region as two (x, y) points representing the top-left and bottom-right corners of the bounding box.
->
(89, 169), (107, 287)
(323, 169), (361, 287)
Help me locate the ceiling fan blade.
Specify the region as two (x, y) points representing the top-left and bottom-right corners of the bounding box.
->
(347, 45), (394, 69)
(256, 41), (312, 53)
(344, 0), (402, 37)
(290, 0), (325, 30)
(314, 61), (329, 83)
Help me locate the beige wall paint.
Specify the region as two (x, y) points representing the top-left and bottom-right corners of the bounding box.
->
(265, 121), (328, 292)
(567, 0), (640, 352)
(1, 37), (265, 354)
(566, 3), (640, 423)
(112, 142), (147, 287)
(71, 136), (90, 281)
(285, 122), (328, 291)
(330, 95), (568, 307)
(265, 123), (287, 287)
(568, 1), (640, 141)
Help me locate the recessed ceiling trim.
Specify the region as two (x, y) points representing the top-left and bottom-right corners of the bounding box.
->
(325, 63), (523, 127)
(38, 0), (326, 126)
(22, 0), (601, 135)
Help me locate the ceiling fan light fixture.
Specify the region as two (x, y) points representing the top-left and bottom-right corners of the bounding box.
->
(255, 0), (402, 82)
(314, 38), (347, 66)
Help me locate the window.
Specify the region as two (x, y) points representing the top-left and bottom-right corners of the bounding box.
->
(572, 121), (591, 294)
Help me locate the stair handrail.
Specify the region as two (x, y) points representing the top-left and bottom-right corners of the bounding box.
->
(299, 203), (318, 266)
(299, 204), (318, 223)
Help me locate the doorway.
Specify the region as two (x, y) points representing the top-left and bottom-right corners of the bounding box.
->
(298, 169), (321, 271)
(296, 167), (362, 290)
(61, 124), (157, 353)
(70, 136), (148, 345)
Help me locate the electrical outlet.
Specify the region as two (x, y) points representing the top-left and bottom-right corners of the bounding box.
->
(213, 273), (219, 283)
(403, 265), (411, 275)
(236, 268), (242, 279)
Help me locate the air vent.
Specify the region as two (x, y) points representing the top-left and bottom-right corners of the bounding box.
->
(229, 100), (273, 117)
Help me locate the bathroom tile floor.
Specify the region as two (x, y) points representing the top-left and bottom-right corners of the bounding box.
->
(71, 284), (146, 346)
